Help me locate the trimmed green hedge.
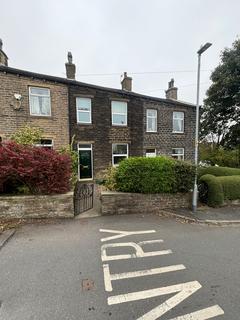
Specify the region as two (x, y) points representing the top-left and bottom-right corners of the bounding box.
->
(199, 174), (240, 207)
(198, 166), (240, 178)
(218, 176), (240, 201)
(199, 174), (224, 207)
(106, 156), (195, 194)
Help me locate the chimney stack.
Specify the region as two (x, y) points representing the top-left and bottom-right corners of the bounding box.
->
(65, 52), (76, 80)
(165, 78), (178, 100)
(0, 39), (8, 66)
(121, 72), (132, 91)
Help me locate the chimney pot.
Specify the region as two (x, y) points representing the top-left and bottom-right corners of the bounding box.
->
(0, 39), (8, 66)
(65, 51), (76, 80)
(121, 71), (132, 91)
(165, 78), (178, 100)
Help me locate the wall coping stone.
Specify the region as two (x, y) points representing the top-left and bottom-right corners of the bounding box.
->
(0, 192), (73, 201)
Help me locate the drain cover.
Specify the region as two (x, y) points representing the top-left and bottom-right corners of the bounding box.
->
(82, 279), (94, 291)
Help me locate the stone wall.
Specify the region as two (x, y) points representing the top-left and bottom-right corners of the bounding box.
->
(68, 86), (144, 178)
(0, 192), (74, 219)
(0, 70), (69, 150)
(101, 191), (191, 215)
(143, 101), (196, 161)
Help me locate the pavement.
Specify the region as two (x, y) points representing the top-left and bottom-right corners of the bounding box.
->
(0, 213), (240, 319)
(161, 205), (240, 226)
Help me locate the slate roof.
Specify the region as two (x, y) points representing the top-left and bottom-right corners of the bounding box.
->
(0, 65), (195, 108)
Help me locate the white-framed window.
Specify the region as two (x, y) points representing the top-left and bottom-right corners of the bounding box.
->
(146, 148), (156, 157)
(112, 143), (128, 166)
(146, 109), (157, 132)
(172, 148), (184, 160)
(76, 97), (92, 124)
(112, 101), (127, 126)
(78, 144), (93, 180)
(29, 87), (51, 116)
(35, 139), (53, 149)
(173, 111), (184, 133)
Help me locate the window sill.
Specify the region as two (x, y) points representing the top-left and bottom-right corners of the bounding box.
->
(146, 131), (157, 133)
(112, 124), (128, 127)
(29, 115), (53, 119)
(172, 131), (184, 134)
(77, 122), (93, 125)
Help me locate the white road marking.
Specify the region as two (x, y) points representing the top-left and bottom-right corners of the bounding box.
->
(100, 229), (156, 242)
(99, 229), (224, 319)
(103, 263), (186, 292)
(101, 242), (172, 261)
(169, 305), (224, 319)
(138, 240), (164, 245)
(108, 280), (202, 306)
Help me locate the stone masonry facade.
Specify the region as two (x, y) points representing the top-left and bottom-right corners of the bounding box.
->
(0, 42), (196, 181)
(68, 85), (144, 178)
(0, 68), (69, 150)
(68, 82), (196, 179)
(143, 100), (195, 160)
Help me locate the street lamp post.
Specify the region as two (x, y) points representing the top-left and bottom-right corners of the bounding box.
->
(192, 42), (212, 213)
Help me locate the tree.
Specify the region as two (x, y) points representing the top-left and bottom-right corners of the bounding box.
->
(0, 142), (71, 194)
(201, 38), (240, 147)
(11, 125), (43, 145)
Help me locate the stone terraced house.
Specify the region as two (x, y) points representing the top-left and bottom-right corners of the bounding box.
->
(0, 40), (196, 181)
(0, 41), (69, 150)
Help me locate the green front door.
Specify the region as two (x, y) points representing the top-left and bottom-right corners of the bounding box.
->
(79, 145), (93, 180)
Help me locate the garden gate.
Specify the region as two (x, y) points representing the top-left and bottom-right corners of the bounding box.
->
(74, 182), (94, 215)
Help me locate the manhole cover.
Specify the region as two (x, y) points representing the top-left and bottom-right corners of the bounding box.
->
(82, 279), (94, 291)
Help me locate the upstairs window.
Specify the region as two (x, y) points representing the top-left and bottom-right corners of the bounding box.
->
(112, 143), (128, 165)
(146, 109), (157, 132)
(112, 101), (127, 126)
(172, 148), (184, 160)
(76, 97), (92, 124)
(146, 148), (156, 157)
(29, 87), (51, 116)
(173, 111), (184, 133)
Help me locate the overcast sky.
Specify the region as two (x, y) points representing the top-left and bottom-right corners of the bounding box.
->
(1, 0), (239, 103)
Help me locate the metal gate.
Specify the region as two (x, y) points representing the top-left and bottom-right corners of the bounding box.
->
(74, 182), (94, 215)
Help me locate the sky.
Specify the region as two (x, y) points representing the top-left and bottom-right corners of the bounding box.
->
(1, 0), (239, 104)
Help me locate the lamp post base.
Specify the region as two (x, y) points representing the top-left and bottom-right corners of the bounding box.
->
(192, 182), (198, 213)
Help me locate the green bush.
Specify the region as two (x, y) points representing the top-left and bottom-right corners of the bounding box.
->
(199, 174), (224, 207)
(217, 176), (240, 201)
(198, 166), (240, 178)
(103, 166), (117, 191)
(173, 160), (196, 193)
(106, 156), (195, 194)
(199, 174), (240, 207)
(11, 125), (43, 145)
(59, 137), (78, 187)
(199, 144), (240, 168)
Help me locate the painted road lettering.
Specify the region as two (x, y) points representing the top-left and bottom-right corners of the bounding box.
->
(100, 228), (156, 242)
(103, 263), (186, 292)
(99, 229), (224, 319)
(101, 241), (172, 262)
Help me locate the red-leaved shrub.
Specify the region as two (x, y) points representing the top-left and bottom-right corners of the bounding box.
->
(0, 142), (72, 194)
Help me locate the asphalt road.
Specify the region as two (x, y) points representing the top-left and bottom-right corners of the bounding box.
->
(0, 214), (240, 320)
